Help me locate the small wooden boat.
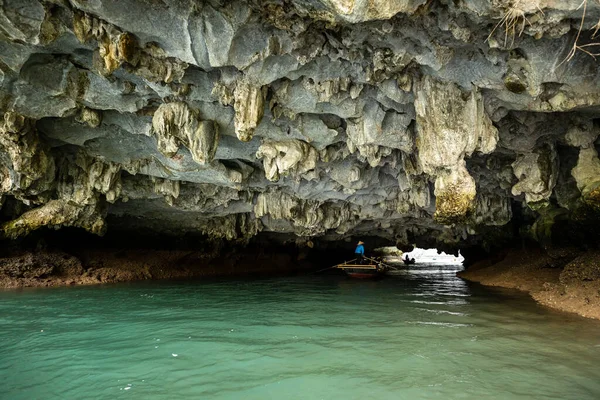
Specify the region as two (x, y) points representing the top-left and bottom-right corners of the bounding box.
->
(402, 258), (416, 265)
(334, 259), (388, 279)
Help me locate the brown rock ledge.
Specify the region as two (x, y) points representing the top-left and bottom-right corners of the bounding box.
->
(458, 248), (600, 320)
(0, 248), (310, 288)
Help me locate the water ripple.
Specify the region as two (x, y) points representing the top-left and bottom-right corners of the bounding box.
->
(1, 264), (600, 399)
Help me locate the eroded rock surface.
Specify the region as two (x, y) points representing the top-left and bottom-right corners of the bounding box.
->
(459, 248), (600, 320)
(1, 0), (600, 253)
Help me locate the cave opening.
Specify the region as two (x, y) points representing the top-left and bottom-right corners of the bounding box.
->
(398, 247), (464, 266)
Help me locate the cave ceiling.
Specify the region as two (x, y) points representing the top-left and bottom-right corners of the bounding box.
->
(2, 0), (600, 250)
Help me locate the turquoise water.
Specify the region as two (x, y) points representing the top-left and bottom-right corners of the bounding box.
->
(1, 264), (600, 399)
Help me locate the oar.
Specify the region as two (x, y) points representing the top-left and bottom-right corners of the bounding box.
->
(315, 258), (357, 273)
(365, 256), (400, 270)
(314, 265), (337, 273)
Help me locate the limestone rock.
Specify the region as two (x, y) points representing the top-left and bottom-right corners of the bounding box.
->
(57, 152), (122, 205)
(346, 102), (413, 167)
(571, 148), (600, 205)
(433, 163), (477, 224)
(73, 10), (187, 82)
(565, 122), (600, 207)
(256, 139), (318, 182)
(77, 107), (103, 128)
(511, 145), (558, 205)
(472, 193), (512, 226)
(2, 0), (600, 251)
(254, 190), (352, 236)
(152, 177), (180, 206)
(0, 111), (55, 203)
(233, 81), (267, 142)
(152, 102), (220, 165)
(396, 174), (431, 212)
(561, 251), (600, 283)
(299, 0), (427, 23)
(73, 11), (138, 75)
(415, 76), (498, 223)
(1, 199), (106, 239)
(197, 213), (261, 241)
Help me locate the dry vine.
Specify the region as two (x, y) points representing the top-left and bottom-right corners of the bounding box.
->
(488, 0), (600, 63)
(487, 0), (543, 47)
(560, 0), (600, 65)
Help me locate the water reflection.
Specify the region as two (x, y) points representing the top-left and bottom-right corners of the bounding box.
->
(1, 263), (600, 399)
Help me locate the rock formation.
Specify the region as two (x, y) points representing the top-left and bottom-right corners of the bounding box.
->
(1, 0), (600, 256)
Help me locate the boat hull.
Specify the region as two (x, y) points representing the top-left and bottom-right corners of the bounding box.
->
(332, 259), (388, 279)
(344, 267), (386, 279)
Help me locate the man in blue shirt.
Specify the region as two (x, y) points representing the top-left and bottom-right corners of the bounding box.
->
(355, 241), (365, 264)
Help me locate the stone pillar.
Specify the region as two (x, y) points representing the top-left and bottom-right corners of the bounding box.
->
(414, 76), (498, 224)
(566, 122), (600, 209)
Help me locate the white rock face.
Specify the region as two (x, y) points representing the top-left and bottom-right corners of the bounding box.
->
(256, 140), (318, 182)
(305, 0), (427, 23)
(414, 76), (497, 223)
(152, 102), (220, 165)
(572, 148), (600, 197)
(0, 112), (55, 202)
(566, 123), (600, 200)
(233, 81), (267, 142)
(511, 148), (558, 205)
(1, 0), (600, 250)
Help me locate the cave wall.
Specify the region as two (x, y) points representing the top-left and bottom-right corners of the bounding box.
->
(2, 0), (600, 253)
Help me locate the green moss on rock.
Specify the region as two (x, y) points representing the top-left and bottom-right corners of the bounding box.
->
(504, 74), (527, 94)
(434, 187), (475, 225)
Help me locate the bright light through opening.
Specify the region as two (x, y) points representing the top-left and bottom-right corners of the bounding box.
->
(402, 248), (464, 265)
(376, 247), (464, 265)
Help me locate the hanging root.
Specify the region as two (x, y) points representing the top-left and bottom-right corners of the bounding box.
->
(593, 16), (600, 38)
(561, 0), (600, 65)
(487, 0), (543, 47)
